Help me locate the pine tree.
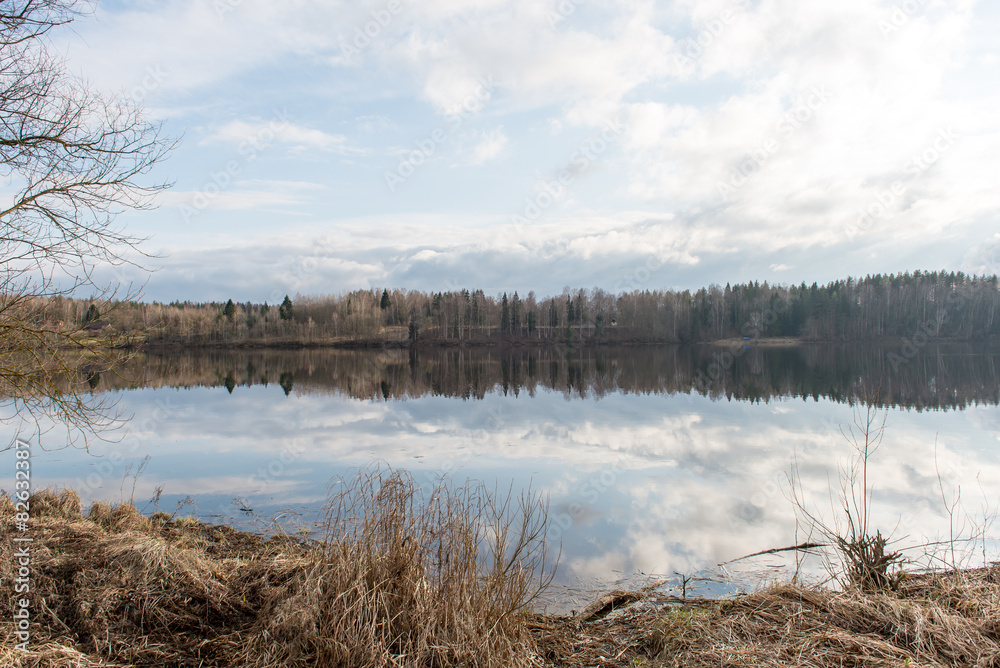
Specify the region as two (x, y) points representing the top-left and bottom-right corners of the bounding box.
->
(380, 289), (390, 310)
(512, 292), (521, 335)
(83, 303), (100, 324)
(279, 295), (294, 320)
(501, 293), (510, 333)
(223, 299), (236, 320)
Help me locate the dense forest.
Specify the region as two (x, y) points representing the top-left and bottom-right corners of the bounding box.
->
(36, 270), (1000, 347)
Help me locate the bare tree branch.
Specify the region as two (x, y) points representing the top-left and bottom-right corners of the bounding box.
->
(0, 0), (172, 444)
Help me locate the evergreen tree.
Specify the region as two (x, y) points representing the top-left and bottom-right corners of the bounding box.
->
(380, 289), (390, 310)
(501, 293), (510, 333)
(512, 292), (521, 334)
(83, 303), (100, 324)
(223, 299), (236, 320)
(279, 295), (294, 320)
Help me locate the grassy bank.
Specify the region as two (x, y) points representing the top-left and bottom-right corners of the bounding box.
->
(2, 487), (999, 667)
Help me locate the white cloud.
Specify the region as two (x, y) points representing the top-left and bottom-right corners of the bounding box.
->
(465, 126), (509, 165)
(159, 179), (325, 213)
(58, 0), (353, 94)
(962, 234), (1000, 276)
(614, 0), (998, 255)
(390, 2), (678, 119)
(202, 119), (364, 155)
(49, 0), (1000, 297)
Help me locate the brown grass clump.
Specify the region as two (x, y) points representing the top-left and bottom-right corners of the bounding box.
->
(0, 471), (554, 667)
(649, 568), (1000, 667)
(0, 641), (116, 667)
(68, 534), (229, 662)
(87, 499), (153, 533)
(24, 488), (82, 520)
(0, 492), (14, 516)
(0, 490), (246, 666)
(107, 503), (153, 533)
(85, 499), (113, 527)
(234, 468), (555, 667)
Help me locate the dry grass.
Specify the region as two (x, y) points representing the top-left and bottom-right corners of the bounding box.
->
(2, 485), (998, 667)
(0, 488), (256, 666)
(0, 474), (554, 667)
(19, 489), (82, 521)
(649, 569), (1000, 667)
(233, 468), (554, 667)
(87, 500), (153, 533)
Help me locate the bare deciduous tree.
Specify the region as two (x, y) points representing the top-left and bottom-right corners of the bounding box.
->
(0, 0), (173, 444)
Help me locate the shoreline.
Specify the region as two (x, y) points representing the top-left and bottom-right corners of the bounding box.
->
(2, 489), (998, 667)
(709, 336), (804, 347)
(134, 334), (1000, 352)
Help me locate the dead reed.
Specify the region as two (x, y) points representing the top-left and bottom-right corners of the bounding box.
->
(0, 473), (554, 667)
(232, 468), (554, 666)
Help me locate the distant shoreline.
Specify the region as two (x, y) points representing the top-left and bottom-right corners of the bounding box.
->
(136, 334), (999, 352)
(709, 336), (803, 347)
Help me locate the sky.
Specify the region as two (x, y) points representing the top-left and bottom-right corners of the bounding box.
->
(51, 0), (1000, 303)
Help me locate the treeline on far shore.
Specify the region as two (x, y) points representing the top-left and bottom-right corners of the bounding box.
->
(37, 270), (1000, 348)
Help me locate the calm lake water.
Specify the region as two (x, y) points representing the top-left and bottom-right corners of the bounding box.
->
(6, 343), (1000, 608)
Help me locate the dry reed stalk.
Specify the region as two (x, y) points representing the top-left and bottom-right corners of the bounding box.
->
(234, 467), (554, 667)
(1, 475), (555, 667)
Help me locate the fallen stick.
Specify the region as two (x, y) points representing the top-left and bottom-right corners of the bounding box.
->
(721, 542), (826, 565)
(574, 579), (668, 624)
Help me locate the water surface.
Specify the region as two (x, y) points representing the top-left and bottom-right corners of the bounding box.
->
(6, 344), (1000, 607)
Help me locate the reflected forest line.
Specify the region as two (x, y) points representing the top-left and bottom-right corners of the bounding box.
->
(95, 344), (1000, 411)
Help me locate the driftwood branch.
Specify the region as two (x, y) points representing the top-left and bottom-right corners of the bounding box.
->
(574, 579), (668, 624)
(721, 541), (827, 565)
